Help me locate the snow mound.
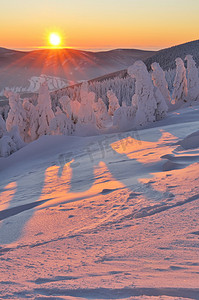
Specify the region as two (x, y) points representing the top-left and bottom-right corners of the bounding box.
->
(178, 130), (199, 149)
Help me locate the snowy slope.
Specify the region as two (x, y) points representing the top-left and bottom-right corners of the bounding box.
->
(0, 106), (199, 299)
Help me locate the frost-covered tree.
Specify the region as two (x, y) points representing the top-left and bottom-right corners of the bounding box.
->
(59, 95), (72, 118)
(93, 98), (110, 128)
(165, 69), (176, 93)
(185, 55), (199, 101)
(172, 58), (188, 103)
(0, 116), (25, 157)
(23, 99), (39, 142)
(0, 135), (17, 157)
(8, 126), (25, 150)
(0, 104), (9, 121)
(107, 90), (120, 116)
(154, 87), (168, 120)
(151, 62), (171, 107)
(77, 82), (96, 124)
(0, 115), (6, 138)
(36, 81), (55, 137)
(50, 106), (75, 135)
(5, 90), (27, 141)
(128, 60), (168, 127)
(71, 99), (81, 124)
(113, 105), (136, 130)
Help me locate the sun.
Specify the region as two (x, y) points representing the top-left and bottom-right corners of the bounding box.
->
(49, 32), (61, 47)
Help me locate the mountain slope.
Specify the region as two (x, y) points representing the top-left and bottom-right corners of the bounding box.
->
(145, 39), (199, 70)
(0, 47), (155, 93)
(61, 39), (199, 90)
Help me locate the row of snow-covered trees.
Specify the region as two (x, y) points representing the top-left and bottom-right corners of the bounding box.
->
(50, 55), (199, 109)
(1, 55), (199, 157)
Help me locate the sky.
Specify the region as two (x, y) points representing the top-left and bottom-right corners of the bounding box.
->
(1, 0), (199, 51)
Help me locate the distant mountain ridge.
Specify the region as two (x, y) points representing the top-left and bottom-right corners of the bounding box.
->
(80, 39), (199, 84)
(0, 47), (155, 94)
(1, 39), (199, 96)
(145, 39), (199, 70)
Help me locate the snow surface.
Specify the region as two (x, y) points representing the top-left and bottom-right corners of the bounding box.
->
(0, 105), (199, 299)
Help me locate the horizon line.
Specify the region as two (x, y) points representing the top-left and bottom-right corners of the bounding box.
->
(1, 45), (162, 52)
(1, 38), (198, 53)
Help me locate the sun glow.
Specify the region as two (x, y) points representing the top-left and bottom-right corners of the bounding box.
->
(49, 32), (61, 47)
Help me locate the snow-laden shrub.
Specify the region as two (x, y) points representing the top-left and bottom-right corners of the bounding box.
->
(172, 58), (188, 103)
(151, 62), (171, 107)
(185, 55), (199, 101)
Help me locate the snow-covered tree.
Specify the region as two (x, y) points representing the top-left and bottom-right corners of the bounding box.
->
(36, 81), (55, 137)
(0, 116), (25, 157)
(165, 69), (176, 93)
(5, 90), (27, 141)
(93, 98), (110, 128)
(154, 87), (168, 120)
(172, 58), (188, 103)
(0, 104), (9, 121)
(23, 99), (39, 142)
(128, 60), (168, 127)
(71, 99), (81, 124)
(107, 90), (120, 116)
(77, 82), (96, 124)
(0, 115), (6, 138)
(59, 96), (72, 118)
(113, 105), (136, 130)
(185, 55), (199, 101)
(151, 62), (171, 107)
(0, 135), (17, 157)
(50, 106), (75, 135)
(8, 126), (25, 150)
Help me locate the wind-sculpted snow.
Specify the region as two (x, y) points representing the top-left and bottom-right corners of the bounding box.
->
(0, 105), (199, 299)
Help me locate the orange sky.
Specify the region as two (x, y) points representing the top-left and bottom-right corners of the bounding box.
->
(1, 0), (199, 51)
